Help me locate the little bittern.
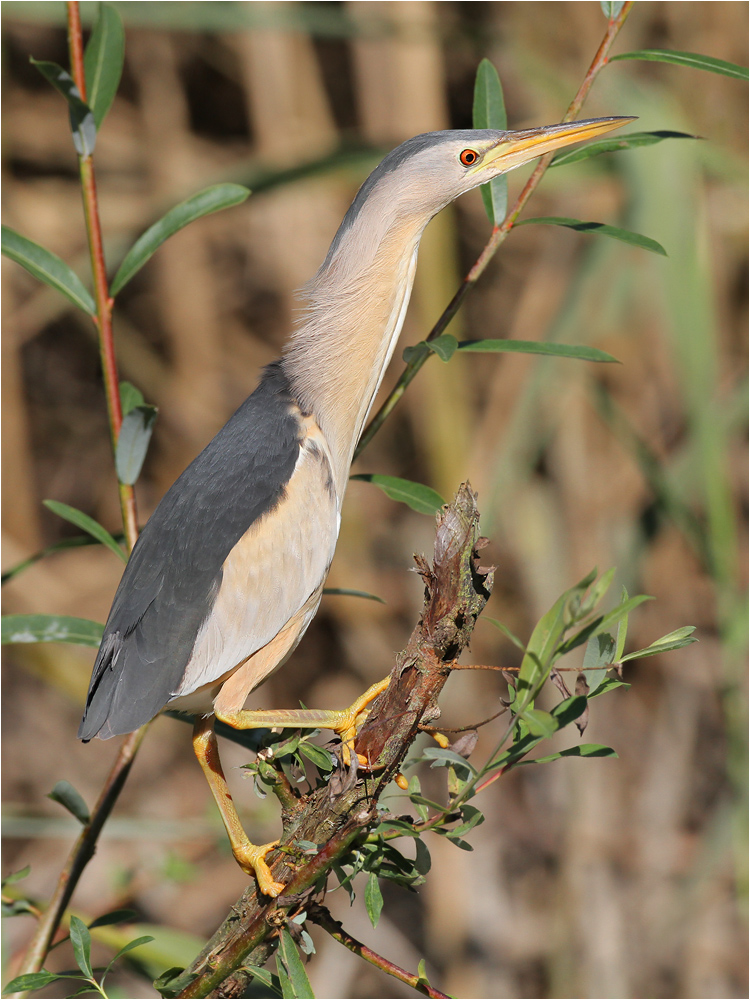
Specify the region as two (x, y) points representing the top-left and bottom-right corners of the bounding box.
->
(80, 116), (633, 896)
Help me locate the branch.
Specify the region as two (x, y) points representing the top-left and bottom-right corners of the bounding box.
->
(308, 903), (450, 999)
(353, 0), (633, 460)
(169, 484), (493, 998)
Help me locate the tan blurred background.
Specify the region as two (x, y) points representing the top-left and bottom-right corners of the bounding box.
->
(2, 2), (747, 997)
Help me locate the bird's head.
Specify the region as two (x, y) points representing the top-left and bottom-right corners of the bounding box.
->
(322, 116), (635, 274)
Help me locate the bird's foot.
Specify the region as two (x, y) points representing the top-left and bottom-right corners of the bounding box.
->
(332, 677), (390, 767)
(233, 838), (285, 897)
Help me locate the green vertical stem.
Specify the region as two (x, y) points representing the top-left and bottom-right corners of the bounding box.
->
(66, 0), (138, 553)
(355, 0), (633, 461)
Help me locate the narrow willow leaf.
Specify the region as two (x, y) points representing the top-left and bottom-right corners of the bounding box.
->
(30, 59), (96, 157)
(43, 499), (127, 563)
(614, 586), (630, 661)
(517, 217), (667, 256)
(620, 626), (698, 662)
(83, 2), (125, 128)
(592, 595), (653, 638)
(350, 474), (444, 515)
(241, 965), (282, 995)
(298, 742), (334, 772)
(47, 780), (90, 825)
(610, 49), (749, 81)
(106, 935), (155, 967)
(2, 972), (59, 993)
(111, 184), (251, 295)
(472, 58), (508, 223)
(422, 747), (478, 776)
(1, 613), (104, 648)
(277, 929), (315, 999)
(365, 872), (384, 928)
(115, 404), (158, 485)
(69, 915), (94, 979)
(483, 616), (525, 651)
(1, 532), (128, 586)
(426, 333), (458, 361)
(119, 381), (145, 417)
(402, 335), (457, 363)
(588, 678), (631, 699)
(88, 908), (139, 929)
(550, 130), (698, 168)
(520, 708), (556, 738)
(322, 587), (385, 604)
(414, 839), (432, 875)
(457, 339), (619, 364)
(517, 570), (596, 700)
(581, 633), (616, 694)
(2, 865), (31, 887)
(600, 0), (625, 17)
(520, 743), (618, 764)
(581, 567), (616, 616)
(1, 226), (96, 315)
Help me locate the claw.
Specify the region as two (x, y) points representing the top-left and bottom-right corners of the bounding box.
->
(233, 839), (285, 897)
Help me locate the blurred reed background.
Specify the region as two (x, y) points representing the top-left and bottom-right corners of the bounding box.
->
(2, 2), (747, 998)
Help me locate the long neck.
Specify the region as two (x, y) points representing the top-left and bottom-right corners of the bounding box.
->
(282, 206), (425, 499)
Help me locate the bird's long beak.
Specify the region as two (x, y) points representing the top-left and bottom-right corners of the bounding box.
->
(473, 116), (637, 175)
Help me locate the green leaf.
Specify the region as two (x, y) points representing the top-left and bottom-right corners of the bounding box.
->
(591, 594), (653, 638)
(43, 499), (127, 564)
(115, 404), (158, 485)
(520, 743), (618, 764)
(403, 335), (457, 364)
(88, 908), (138, 929)
(2, 971), (60, 993)
(610, 49), (749, 81)
(517, 569), (596, 701)
(83, 2), (125, 128)
(614, 586), (630, 662)
(69, 915), (94, 979)
(483, 616), (525, 651)
(580, 567), (616, 617)
(106, 934), (155, 967)
(276, 929), (315, 999)
(517, 217), (667, 256)
(581, 633), (616, 694)
(472, 58), (508, 223)
(30, 59), (96, 157)
(421, 747), (477, 777)
(2, 613), (104, 648)
(364, 872), (384, 928)
(47, 780), (90, 825)
(588, 677), (631, 699)
(297, 742), (334, 772)
(1, 225), (96, 315)
(119, 381), (145, 417)
(2, 532), (127, 586)
(240, 965), (282, 996)
(452, 804), (485, 837)
(350, 474), (444, 515)
(550, 130), (698, 168)
(427, 334), (458, 362)
(414, 839), (432, 876)
(457, 339), (619, 364)
(620, 626), (698, 662)
(110, 184), (251, 295)
(322, 587), (385, 604)
(2, 865), (31, 887)
(600, 0), (625, 17)
(519, 708), (556, 738)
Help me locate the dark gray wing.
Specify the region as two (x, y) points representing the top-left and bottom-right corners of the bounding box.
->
(78, 363), (302, 740)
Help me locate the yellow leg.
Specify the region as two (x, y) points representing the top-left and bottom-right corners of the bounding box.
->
(216, 677), (390, 766)
(192, 715), (285, 897)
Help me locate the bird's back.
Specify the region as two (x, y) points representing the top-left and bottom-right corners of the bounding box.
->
(79, 363), (304, 740)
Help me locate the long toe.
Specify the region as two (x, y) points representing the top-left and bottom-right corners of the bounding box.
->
(234, 839), (285, 897)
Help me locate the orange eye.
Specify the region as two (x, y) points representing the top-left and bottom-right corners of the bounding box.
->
(459, 148), (478, 166)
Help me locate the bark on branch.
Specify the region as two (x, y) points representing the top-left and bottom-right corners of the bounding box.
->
(172, 483), (493, 999)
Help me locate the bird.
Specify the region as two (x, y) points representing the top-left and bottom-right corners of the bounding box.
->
(79, 116), (632, 897)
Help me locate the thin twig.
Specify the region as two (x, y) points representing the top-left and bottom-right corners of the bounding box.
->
(308, 904), (450, 999)
(354, 0), (633, 460)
